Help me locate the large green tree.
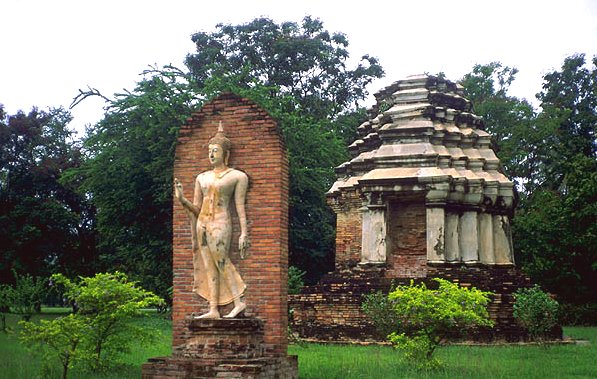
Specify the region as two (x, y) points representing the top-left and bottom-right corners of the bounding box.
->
(460, 56), (597, 318)
(186, 17), (383, 280)
(67, 68), (198, 299)
(0, 106), (96, 282)
(75, 17), (383, 286)
(514, 55), (596, 314)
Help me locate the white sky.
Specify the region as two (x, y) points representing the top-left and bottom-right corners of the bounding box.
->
(2, 0), (597, 135)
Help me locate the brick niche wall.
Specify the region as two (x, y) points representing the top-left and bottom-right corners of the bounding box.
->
(385, 200), (427, 278)
(172, 93), (289, 356)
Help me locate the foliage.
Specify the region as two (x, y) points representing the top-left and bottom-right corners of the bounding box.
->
(0, 284), (9, 332)
(460, 56), (597, 314)
(6, 271), (47, 321)
(361, 289), (401, 339)
(385, 279), (493, 368)
(0, 106), (97, 282)
(51, 272), (164, 369)
(3, 310), (172, 379)
(513, 285), (560, 341)
(74, 17), (382, 284)
(185, 16), (383, 120)
(20, 314), (88, 379)
(66, 66), (197, 299)
(288, 266), (306, 295)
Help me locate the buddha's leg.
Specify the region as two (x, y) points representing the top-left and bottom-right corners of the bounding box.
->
(196, 226), (221, 319)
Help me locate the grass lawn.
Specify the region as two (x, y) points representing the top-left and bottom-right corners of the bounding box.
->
(289, 327), (597, 379)
(1, 309), (595, 378)
(0, 309), (171, 379)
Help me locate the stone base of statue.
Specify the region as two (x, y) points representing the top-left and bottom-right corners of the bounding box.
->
(142, 317), (298, 379)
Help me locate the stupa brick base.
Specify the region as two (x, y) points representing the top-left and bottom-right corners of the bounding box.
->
(142, 318), (298, 379)
(290, 263), (562, 343)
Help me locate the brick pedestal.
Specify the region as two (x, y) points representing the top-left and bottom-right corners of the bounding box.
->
(142, 318), (298, 379)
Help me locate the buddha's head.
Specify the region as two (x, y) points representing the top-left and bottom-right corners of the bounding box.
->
(208, 122), (231, 166)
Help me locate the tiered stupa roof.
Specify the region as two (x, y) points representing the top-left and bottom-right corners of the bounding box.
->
(329, 74), (513, 207)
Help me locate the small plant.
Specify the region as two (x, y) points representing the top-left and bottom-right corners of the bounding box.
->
(381, 278), (494, 368)
(361, 288), (400, 338)
(513, 285), (560, 341)
(288, 266), (306, 295)
(7, 270), (47, 321)
(0, 284), (10, 332)
(20, 314), (89, 379)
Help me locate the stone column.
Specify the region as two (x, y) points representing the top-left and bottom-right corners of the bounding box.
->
(426, 207), (445, 262)
(493, 214), (514, 264)
(444, 212), (459, 262)
(459, 211), (479, 262)
(478, 212), (495, 264)
(360, 199), (387, 264)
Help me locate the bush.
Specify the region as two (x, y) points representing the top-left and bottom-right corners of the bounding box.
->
(7, 271), (47, 321)
(366, 278), (494, 369)
(0, 284), (10, 332)
(513, 285), (560, 340)
(20, 314), (89, 379)
(20, 271), (164, 375)
(288, 266), (306, 295)
(361, 288), (401, 338)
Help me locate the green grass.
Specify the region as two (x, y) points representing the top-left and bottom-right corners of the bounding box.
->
(289, 327), (597, 379)
(0, 310), (171, 379)
(1, 310), (595, 378)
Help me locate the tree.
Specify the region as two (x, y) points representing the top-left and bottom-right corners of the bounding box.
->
(0, 105), (96, 282)
(185, 16), (383, 120)
(185, 17), (383, 280)
(51, 272), (164, 369)
(460, 57), (597, 320)
(460, 62), (547, 195)
(66, 67), (198, 299)
(536, 54), (597, 189)
(76, 17), (383, 285)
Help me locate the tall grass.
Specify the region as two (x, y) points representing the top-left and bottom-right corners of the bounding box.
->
(1, 310), (595, 379)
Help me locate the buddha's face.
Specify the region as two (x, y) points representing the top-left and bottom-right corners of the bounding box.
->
(208, 143), (227, 166)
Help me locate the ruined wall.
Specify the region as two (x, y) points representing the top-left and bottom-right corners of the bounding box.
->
(172, 93), (289, 355)
(329, 190), (362, 269)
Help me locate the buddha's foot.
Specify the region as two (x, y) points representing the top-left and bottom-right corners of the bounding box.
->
(223, 303), (246, 318)
(195, 310), (221, 319)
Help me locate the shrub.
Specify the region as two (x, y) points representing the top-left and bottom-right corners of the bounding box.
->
(513, 285), (560, 341)
(288, 266), (306, 295)
(361, 288), (400, 338)
(20, 314), (89, 379)
(377, 278), (494, 368)
(0, 284), (10, 332)
(7, 271), (47, 321)
(48, 272), (164, 370)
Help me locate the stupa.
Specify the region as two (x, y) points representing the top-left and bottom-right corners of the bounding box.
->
(290, 75), (545, 342)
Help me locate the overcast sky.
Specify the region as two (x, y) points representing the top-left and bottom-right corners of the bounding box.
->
(2, 0), (596, 135)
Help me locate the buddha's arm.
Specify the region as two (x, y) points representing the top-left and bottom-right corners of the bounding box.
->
(235, 173), (250, 257)
(173, 177), (200, 216)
